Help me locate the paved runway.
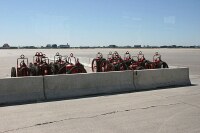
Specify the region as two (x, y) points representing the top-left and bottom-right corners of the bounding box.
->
(0, 48), (199, 132)
(0, 48), (200, 78)
(0, 74), (199, 133)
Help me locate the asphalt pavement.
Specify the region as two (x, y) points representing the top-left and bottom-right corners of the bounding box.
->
(0, 74), (199, 133)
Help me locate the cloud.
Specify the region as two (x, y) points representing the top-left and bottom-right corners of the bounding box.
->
(164, 16), (176, 24)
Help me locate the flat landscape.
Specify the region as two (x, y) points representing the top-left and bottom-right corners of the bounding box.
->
(0, 48), (199, 78)
(1, 0), (200, 132)
(0, 48), (200, 133)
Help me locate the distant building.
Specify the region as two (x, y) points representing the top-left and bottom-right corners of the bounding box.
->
(2, 43), (10, 48)
(134, 45), (141, 48)
(59, 43), (70, 48)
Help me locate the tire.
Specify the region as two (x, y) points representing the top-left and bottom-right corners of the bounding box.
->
(29, 63), (38, 76)
(51, 64), (59, 74)
(58, 64), (67, 74)
(125, 60), (133, 69)
(145, 61), (155, 69)
(158, 62), (169, 68)
(117, 63), (127, 71)
(99, 60), (106, 72)
(29, 66), (36, 76)
(35, 65), (39, 76)
(68, 66), (87, 74)
(80, 67), (87, 73)
(100, 60), (114, 72)
(91, 59), (97, 72)
(11, 67), (16, 77)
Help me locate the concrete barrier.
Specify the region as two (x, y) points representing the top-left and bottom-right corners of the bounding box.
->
(0, 67), (191, 105)
(0, 76), (44, 105)
(44, 71), (135, 100)
(133, 67), (191, 90)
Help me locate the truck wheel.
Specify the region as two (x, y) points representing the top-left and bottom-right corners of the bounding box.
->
(11, 67), (16, 77)
(158, 62), (169, 68)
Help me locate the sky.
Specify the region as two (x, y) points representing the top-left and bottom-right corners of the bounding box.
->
(0, 0), (200, 47)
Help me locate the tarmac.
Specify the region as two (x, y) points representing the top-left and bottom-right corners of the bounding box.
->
(0, 48), (199, 133)
(0, 74), (199, 133)
(0, 48), (200, 77)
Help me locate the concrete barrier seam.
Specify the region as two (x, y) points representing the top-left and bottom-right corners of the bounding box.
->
(132, 71), (137, 90)
(42, 76), (47, 100)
